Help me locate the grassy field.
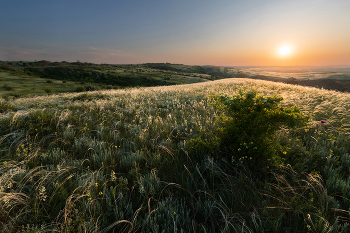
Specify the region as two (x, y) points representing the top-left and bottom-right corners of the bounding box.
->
(1, 78), (350, 232)
(0, 69), (208, 99)
(0, 72), (91, 98)
(0, 61), (247, 99)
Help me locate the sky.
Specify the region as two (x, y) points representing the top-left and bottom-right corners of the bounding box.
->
(1, 0), (350, 66)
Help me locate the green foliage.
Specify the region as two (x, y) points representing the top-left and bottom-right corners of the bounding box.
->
(0, 61), (249, 98)
(2, 78), (350, 232)
(85, 84), (97, 91)
(75, 86), (85, 92)
(0, 101), (16, 113)
(186, 136), (219, 159)
(211, 89), (309, 170)
(3, 84), (13, 91)
(142, 197), (192, 232)
(235, 71), (249, 78)
(0, 63), (16, 72)
(44, 88), (52, 93)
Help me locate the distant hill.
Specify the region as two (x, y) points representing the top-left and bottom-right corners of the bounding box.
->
(0, 61), (245, 89)
(237, 66), (350, 93)
(248, 74), (350, 92)
(3, 60), (350, 97)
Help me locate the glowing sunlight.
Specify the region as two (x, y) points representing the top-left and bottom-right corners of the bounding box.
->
(278, 45), (293, 57)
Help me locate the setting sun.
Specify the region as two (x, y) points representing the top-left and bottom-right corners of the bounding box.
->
(278, 45), (292, 57)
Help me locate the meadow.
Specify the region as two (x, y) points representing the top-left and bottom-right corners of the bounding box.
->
(0, 61), (243, 100)
(1, 78), (350, 232)
(0, 72), (92, 98)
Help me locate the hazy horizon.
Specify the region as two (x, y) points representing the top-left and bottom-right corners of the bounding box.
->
(1, 0), (350, 66)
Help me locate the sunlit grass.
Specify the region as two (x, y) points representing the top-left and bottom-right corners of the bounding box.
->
(0, 71), (88, 98)
(1, 78), (350, 232)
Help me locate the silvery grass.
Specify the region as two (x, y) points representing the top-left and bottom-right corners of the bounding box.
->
(1, 78), (350, 232)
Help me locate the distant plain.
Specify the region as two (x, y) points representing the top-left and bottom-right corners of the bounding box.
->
(235, 66), (350, 92)
(238, 66), (350, 80)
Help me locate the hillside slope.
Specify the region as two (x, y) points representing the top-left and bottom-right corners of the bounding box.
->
(0, 61), (247, 99)
(1, 79), (350, 232)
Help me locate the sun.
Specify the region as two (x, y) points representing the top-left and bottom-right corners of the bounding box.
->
(278, 45), (292, 57)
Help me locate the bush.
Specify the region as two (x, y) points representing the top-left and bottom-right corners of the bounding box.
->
(44, 88), (52, 93)
(0, 63), (16, 71)
(236, 71), (249, 78)
(0, 101), (16, 113)
(211, 89), (309, 171)
(2, 94), (11, 101)
(9, 93), (21, 98)
(3, 84), (13, 91)
(75, 86), (86, 92)
(46, 80), (53, 83)
(85, 84), (97, 91)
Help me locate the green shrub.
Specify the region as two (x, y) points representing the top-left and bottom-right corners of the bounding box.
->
(3, 84), (13, 91)
(0, 63), (16, 71)
(8, 93), (21, 98)
(236, 71), (249, 78)
(75, 86), (86, 92)
(211, 89), (309, 171)
(2, 94), (11, 101)
(0, 101), (16, 113)
(44, 88), (52, 93)
(85, 84), (97, 91)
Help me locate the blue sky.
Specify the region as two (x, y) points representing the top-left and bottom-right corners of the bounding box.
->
(1, 0), (350, 65)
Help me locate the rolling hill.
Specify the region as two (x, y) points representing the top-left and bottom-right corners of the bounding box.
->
(1, 78), (350, 232)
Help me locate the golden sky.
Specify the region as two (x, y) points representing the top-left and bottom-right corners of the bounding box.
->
(1, 0), (349, 66)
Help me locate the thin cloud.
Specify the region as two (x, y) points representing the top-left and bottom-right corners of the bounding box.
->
(0, 45), (148, 63)
(0, 45), (48, 61)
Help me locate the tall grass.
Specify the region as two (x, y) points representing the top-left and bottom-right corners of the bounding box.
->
(1, 78), (350, 232)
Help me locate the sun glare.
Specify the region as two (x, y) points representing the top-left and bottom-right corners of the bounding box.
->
(278, 45), (292, 57)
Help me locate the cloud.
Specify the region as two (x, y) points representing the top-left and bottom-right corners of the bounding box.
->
(78, 47), (148, 64)
(0, 45), (49, 61)
(0, 44), (148, 64)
